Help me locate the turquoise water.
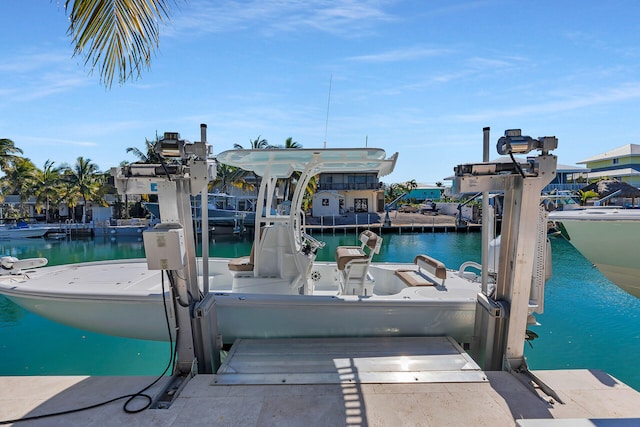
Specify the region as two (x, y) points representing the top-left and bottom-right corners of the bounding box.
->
(0, 232), (638, 391)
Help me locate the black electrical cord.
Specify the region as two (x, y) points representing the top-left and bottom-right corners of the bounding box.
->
(166, 270), (191, 308)
(0, 270), (178, 425)
(159, 157), (173, 181)
(510, 152), (526, 178)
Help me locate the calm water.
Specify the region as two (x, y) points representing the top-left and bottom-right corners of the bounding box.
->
(0, 232), (638, 391)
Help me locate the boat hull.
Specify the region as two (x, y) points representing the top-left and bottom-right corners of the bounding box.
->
(0, 227), (50, 239)
(0, 259), (479, 344)
(551, 209), (640, 298)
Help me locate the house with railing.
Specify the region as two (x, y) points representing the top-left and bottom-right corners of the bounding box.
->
(577, 144), (640, 187)
(313, 172), (385, 216)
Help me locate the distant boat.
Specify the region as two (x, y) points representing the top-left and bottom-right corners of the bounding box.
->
(144, 192), (256, 231)
(0, 222), (52, 239)
(541, 191), (581, 212)
(549, 208), (640, 298)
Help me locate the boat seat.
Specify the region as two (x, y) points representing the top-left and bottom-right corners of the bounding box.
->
(335, 230), (382, 295)
(228, 241), (256, 272)
(395, 254), (446, 287)
(228, 256), (253, 272)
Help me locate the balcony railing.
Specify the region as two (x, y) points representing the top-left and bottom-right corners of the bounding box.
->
(317, 183), (380, 191)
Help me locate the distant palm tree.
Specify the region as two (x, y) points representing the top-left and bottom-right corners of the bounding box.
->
(32, 160), (63, 222)
(0, 157), (37, 217)
(234, 136), (271, 150)
(0, 138), (24, 171)
(126, 136), (164, 164)
(64, 0), (178, 87)
(277, 138), (304, 201)
(63, 157), (104, 223)
(578, 189), (599, 206)
(210, 164), (254, 194)
(281, 137), (301, 149)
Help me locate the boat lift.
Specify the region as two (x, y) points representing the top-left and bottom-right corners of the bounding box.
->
(113, 125), (220, 406)
(453, 129), (557, 374)
(112, 125), (559, 406)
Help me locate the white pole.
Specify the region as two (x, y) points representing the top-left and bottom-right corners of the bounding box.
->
(481, 127), (490, 295)
(200, 124), (210, 294)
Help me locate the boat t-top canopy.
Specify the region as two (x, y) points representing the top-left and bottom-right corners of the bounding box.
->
(216, 148), (398, 179)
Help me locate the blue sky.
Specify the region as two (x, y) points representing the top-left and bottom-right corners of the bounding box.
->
(2, 1), (640, 184)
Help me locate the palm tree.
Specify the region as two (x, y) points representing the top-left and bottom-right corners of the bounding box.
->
(384, 183), (405, 205)
(64, 156), (104, 223)
(277, 138), (304, 201)
(0, 138), (24, 171)
(32, 160), (63, 222)
(126, 135), (164, 164)
(234, 135), (271, 150)
(578, 189), (599, 206)
(281, 137), (301, 149)
(0, 157), (37, 218)
(210, 164), (254, 194)
(63, 0), (178, 87)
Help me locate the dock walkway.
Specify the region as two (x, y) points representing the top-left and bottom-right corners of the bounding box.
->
(2, 336), (640, 426)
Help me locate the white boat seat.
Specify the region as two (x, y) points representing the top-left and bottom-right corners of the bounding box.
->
(395, 254), (446, 287)
(335, 230), (380, 271)
(335, 230), (382, 295)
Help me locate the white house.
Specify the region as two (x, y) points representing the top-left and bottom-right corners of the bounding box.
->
(311, 191), (344, 217)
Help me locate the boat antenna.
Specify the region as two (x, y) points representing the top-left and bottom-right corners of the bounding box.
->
(324, 74), (332, 148)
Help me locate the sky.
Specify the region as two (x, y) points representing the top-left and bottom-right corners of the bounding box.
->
(2, 0), (640, 185)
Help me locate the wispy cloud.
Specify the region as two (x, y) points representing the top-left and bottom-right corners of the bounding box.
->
(448, 82), (640, 122)
(347, 46), (450, 62)
(15, 135), (98, 149)
(168, 0), (397, 38)
(0, 52), (70, 73)
(0, 50), (89, 102)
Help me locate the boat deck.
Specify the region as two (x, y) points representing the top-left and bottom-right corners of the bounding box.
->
(2, 336), (640, 426)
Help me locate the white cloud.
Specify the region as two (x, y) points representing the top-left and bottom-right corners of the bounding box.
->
(448, 82), (640, 122)
(347, 47), (450, 62)
(168, 0), (397, 38)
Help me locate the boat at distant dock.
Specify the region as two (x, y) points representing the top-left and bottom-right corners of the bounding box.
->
(0, 221), (53, 240)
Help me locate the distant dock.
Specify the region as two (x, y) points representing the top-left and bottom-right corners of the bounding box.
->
(305, 212), (480, 234)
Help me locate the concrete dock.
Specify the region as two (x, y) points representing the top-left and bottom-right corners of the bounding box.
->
(2, 336), (640, 426)
(2, 370), (640, 426)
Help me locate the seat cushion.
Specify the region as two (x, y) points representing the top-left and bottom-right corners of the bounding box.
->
(228, 256), (254, 272)
(335, 246), (368, 270)
(395, 269), (435, 287)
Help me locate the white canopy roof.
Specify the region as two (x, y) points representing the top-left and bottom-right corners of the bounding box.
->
(216, 148), (398, 179)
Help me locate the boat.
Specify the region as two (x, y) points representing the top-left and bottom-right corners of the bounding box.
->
(541, 190), (581, 212)
(93, 218), (152, 238)
(0, 148), (493, 345)
(144, 192), (256, 233)
(0, 127), (562, 402)
(549, 207), (640, 298)
(0, 222), (53, 239)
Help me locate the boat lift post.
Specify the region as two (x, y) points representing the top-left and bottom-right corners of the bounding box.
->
(454, 129), (557, 373)
(113, 126), (220, 397)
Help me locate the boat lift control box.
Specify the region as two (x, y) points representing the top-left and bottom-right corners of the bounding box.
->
(143, 226), (186, 270)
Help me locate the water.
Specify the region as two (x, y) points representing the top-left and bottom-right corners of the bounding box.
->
(0, 232), (638, 391)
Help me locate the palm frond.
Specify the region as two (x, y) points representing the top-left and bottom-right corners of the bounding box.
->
(65, 0), (175, 87)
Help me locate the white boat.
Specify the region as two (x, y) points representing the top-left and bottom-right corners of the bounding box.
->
(144, 192), (256, 232)
(0, 128), (557, 385)
(0, 223), (52, 239)
(549, 207), (640, 298)
(0, 148), (487, 345)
